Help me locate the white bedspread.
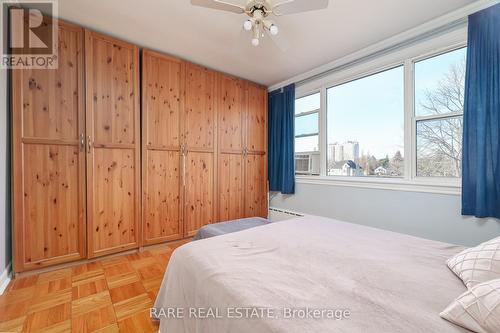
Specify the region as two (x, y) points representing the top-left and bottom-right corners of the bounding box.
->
(154, 215), (471, 333)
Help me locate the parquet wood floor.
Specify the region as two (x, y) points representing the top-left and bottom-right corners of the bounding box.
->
(0, 241), (188, 333)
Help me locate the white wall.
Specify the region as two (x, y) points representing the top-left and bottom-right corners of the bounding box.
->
(270, 183), (500, 247)
(0, 67), (10, 274)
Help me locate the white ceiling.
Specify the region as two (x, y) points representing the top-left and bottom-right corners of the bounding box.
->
(59, 0), (477, 86)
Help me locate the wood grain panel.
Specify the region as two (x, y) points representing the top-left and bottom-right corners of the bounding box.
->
(218, 75), (245, 152)
(22, 145), (81, 263)
(90, 36), (136, 145)
(22, 28), (80, 140)
(144, 151), (182, 243)
(183, 63), (217, 236)
(12, 20), (86, 273)
(245, 154), (268, 218)
(86, 31), (140, 257)
(245, 83), (268, 219)
(217, 74), (248, 221)
(185, 63), (216, 149)
(90, 148), (137, 254)
(142, 50), (184, 245)
(246, 83), (267, 153)
(218, 154), (244, 222)
(143, 51), (182, 148)
(184, 152), (214, 236)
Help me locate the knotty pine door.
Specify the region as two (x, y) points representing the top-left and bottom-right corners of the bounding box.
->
(142, 50), (184, 245)
(245, 83), (268, 218)
(183, 63), (217, 237)
(217, 74), (246, 221)
(12, 20), (86, 272)
(85, 31), (141, 258)
(217, 76), (269, 221)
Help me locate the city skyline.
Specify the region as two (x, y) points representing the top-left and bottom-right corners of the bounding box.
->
(328, 141), (360, 162)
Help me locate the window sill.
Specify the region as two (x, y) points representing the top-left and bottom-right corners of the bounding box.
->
(295, 175), (461, 195)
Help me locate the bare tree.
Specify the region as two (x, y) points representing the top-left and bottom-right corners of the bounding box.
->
(388, 151), (404, 176)
(417, 58), (465, 177)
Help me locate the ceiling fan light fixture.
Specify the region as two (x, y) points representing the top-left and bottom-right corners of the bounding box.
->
(269, 24), (278, 35)
(252, 25), (260, 46)
(262, 19), (278, 36)
(243, 19), (253, 31)
(190, 0), (330, 49)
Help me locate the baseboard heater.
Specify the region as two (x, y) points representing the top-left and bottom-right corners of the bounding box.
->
(268, 207), (304, 218)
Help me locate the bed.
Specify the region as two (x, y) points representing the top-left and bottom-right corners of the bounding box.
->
(193, 217), (270, 240)
(153, 215), (471, 332)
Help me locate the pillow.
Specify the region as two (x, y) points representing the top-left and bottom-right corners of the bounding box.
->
(440, 278), (500, 333)
(447, 236), (500, 288)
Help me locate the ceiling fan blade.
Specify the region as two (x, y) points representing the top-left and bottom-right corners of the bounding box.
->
(265, 29), (290, 52)
(272, 0), (329, 16)
(229, 26), (253, 54)
(191, 0), (246, 14)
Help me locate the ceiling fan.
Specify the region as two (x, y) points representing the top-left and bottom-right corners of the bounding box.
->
(191, 0), (329, 47)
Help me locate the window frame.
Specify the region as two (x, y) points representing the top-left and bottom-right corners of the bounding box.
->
(294, 92), (321, 175)
(325, 64), (406, 178)
(294, 92), (320, 143)
(292, 29), (467, 195)
(410, 46), (466, 181)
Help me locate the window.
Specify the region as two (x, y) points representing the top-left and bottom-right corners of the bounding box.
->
(326, 66), (405, 177)
(295, 93), (320, 175)
(288, 33), (467, 192)
(414, 48), (466, 178)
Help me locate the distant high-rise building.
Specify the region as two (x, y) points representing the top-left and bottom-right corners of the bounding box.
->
(343, 141), (360, 162)
(328, 141), (359, 162)
(329, 143), (343, 162)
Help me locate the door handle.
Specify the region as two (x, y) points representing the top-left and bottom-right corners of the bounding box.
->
(87, 135), (92, 153)
(182, 146), (186, 187)
(79, 133), (85, 151)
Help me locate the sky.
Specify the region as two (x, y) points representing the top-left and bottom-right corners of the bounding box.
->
(295, 47), (466, 160)
(414, 47), (466, 116)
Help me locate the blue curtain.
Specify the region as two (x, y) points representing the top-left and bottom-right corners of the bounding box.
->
(268, 84), (295, 194)
(462, 4), (500, 219)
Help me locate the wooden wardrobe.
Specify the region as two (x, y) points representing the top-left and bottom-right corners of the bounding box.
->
(12, 19), (267, 273)
(142, 50), (268, 245)
(12, 24), (140, 272)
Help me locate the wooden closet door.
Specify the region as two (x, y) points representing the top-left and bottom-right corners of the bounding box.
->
(183, 63), (217, 236)
(218, 75), (246, 222)
(142, 50), (184, 245)
(244, 154), (268, 217)
(85, 31), (140, 257)
(12, 21), (86, 272)
(244, 83), (268, 218)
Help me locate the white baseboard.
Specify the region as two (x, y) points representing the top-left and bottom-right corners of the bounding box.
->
(0, 262), (12, 295)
